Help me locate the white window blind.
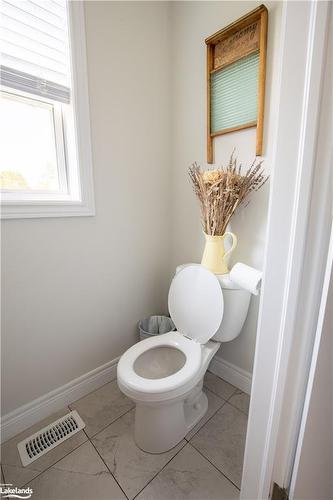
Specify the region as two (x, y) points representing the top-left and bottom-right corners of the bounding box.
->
(1, 0), (71, 103)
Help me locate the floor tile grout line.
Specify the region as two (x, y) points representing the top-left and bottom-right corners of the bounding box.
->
(84, 406), (135, 440)
(20, 433), (89, 489)
(218, 397), (249, 418)
(5, 404), (134, 492)
(204, 378), (250, 416)
(184, 397), (228, 443)
(193, 386), (248, 443)
(207, 395), (249, 419)
(204, 386), (226, 402)
(87, 432), (130, 500)
(131, 440), (189, 500)
(188, 441), (241, 492)
(226, 400), (249, 417)
(202, 387), (226, 408)
(203, 383), (238, 402)
(206, 370), (244, 399)
(188, 388), (247, 490)
(19, 431), (128, 498)
(68, 377), (118, 408)
(226, 388), (240, 401)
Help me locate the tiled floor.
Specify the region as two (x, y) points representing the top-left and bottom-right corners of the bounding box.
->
(1, 372), (250, 500)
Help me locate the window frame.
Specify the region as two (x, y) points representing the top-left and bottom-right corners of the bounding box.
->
(1, 1), (95, 219)
(1, 88), (69, 198)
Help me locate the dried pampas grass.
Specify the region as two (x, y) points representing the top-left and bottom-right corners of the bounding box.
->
(188, 153), (268, 236)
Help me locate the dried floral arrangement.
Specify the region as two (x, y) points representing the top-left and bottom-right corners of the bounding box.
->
(188, 153), (268, 236)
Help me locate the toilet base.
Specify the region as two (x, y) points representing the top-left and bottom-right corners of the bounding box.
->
(134, 383), (208, 454)
(184, 390), (208, 433)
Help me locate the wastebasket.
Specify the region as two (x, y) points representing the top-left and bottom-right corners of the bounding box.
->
(138, 315), (176, 341)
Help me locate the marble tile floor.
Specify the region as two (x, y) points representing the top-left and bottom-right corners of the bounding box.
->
(1, 372), (250, 500)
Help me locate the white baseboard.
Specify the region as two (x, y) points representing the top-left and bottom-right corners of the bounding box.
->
(209, 355), (252, 395)
(1, 353), (251, 442)
(1, 357), (120, 443)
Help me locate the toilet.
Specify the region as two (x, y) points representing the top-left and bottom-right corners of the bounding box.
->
(117, 263), (251, 453)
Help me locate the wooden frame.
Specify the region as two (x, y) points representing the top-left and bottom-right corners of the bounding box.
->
(205, 5), (268, 163)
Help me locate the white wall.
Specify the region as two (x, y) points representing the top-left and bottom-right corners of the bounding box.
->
(2, 1), (283, 418)
(169, 1), (282, 374)
(1, 1), (171, 416)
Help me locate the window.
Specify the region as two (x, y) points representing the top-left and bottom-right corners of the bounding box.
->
(0, 0), (95, 218)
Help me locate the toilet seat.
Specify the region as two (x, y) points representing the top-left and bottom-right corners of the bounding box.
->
(117, 331), (201, 399)
(118, 265), (224, 402)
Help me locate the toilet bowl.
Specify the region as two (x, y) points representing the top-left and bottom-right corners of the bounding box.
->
(117, 263), (251, 453)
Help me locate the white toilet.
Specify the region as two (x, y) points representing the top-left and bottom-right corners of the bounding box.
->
(117, 263), (251, 453)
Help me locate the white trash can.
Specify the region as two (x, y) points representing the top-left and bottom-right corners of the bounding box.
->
(138, 315), (176, 341)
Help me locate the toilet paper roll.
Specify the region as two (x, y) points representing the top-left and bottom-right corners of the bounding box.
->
(229, 262), (262, 295)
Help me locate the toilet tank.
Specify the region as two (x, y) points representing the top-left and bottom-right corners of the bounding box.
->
(213, 274), (251, 342)
(175, 264), (251, 343)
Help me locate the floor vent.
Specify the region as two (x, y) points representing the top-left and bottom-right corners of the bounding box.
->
(17, 410), (85, 466)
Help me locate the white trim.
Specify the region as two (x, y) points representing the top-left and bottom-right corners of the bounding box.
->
(0, 357), (119, 443)
(209, 355), (252, 395)
(1, 1), (95, 219)
(241, 3), (331, 499)
(272, 8), (333, 489)
(67, 0), (95, 217)
(289, 222), (333, 498)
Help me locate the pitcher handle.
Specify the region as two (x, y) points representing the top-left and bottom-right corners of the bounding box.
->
(222, 232), (237, 261)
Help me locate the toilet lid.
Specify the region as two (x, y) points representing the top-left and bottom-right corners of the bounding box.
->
(168, 264), (224, 344)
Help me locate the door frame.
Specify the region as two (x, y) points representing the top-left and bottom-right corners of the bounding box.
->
(240, 2), (332, 499)
(288, 222), (333, 498)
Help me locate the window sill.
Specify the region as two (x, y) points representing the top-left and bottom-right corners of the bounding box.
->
(1, 199), (95, 219)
